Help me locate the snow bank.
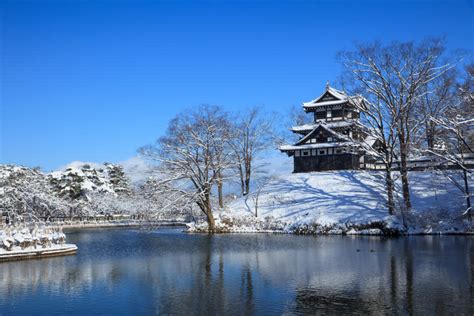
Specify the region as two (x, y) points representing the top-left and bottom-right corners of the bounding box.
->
(187, 171), (472, 235)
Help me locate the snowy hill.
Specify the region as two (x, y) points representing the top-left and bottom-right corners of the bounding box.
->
(192, 171), (473, 234)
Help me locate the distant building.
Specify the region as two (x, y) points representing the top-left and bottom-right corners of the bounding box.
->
(280, 83), (376, 172)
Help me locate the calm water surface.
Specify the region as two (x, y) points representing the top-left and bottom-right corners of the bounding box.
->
(0, 227), (472, 315)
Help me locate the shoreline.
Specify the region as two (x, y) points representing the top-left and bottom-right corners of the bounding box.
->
(3, 220), (471, 236)
(58, 220), (188, 231)
(0, 220), (188, 232)
(56, 220), (474, 236)
(184, 219), (474, 236)
(185, 228), (474, 236)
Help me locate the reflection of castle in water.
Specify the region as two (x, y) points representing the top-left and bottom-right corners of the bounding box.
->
(0, 232), (472, 315)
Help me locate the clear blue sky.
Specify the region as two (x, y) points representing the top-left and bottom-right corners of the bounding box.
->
(1, 0), (473, 171)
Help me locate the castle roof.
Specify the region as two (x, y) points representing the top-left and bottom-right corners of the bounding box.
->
(294, 124), (350, 146)
(280, 142), (358, 151)
(291, 120), (358, 133)
(302, 85), (364, 110)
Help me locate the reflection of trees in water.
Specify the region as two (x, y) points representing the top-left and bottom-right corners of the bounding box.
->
(143, 235), (257, 315)
(0, 232), (473, 315)
(290, 236), (474, 315)
(293, 288), (384, 315)
(0, 256), (129, 298)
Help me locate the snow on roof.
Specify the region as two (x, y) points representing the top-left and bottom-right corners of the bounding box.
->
(294, 124), (350, 146)
(303, 85), (348, 107)
(291, 120), (357, 132)
(327, 86), (347, 99)
(303, 99), (347, 108)
(302, 85), (365, 109)
(280, 142), (358, 151)
(364, 135), (378, 147)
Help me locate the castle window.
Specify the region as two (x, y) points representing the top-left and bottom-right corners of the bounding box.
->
(336, 149), (342, 154)
(319, 149), (326, 155)
(302, 150), (310, 156)
(326, 111), (332, 119)
(332, 109), (343, 119)
(316, 111), (326, 120)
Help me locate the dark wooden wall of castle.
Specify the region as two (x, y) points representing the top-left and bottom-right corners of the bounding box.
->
(293, 154), (360, 172)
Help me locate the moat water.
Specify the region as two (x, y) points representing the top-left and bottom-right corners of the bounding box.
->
(0, 227), (473, 315)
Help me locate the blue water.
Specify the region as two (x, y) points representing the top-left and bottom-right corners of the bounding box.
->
(0, 227), (472, 315)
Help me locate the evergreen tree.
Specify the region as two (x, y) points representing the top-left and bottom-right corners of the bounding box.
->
(105, 163), (131, 196)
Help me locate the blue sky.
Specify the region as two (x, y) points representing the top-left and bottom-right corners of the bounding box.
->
(1, 0), (473, 171)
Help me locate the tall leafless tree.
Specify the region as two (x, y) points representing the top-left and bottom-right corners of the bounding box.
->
(413, 70), (457, 150)
(230, 107), (274, 196)
(426, 64), (473, 220)
(339, 39), (453, 211)
(140, 105), (234, 231)
(350, 94), (398, 215)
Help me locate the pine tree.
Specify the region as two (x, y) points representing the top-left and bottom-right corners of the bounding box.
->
(105, 163), (131, 196)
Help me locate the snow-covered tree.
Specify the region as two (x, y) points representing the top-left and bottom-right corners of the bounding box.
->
(229, 107), (274, 196)
(426, 64), (474, 220)
(140, 105), (235, 231)
(49, 164), (114, 201)
(0, 165), (69, 223)
(136, 177), (198, 220)
(105, 163), (131, 196)
(345, 94), (398, 215)
(339, 39), (454, 211)
(413, 70), (458, 150)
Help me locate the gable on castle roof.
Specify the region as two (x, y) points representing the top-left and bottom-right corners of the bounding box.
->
(303, 85), (348, 107)
(295, 124), (350, 146)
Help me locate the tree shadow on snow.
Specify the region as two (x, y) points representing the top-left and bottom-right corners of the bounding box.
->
(258, 171), (389, 222)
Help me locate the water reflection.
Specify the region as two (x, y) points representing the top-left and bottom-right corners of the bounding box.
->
(0, 229), (472, 315)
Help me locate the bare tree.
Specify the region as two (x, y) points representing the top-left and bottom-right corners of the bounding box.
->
(350, 95), (399, 215)
(247, 175), (274, 217)
(339, 39), (453, 211)
(140, 105), (234, 232)
(426, 64), (473, 220)
(212, 113), (233, 208)
(230, 107), (274, 196)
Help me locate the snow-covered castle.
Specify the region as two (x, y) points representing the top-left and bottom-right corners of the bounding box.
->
(280, 83), (376, 173)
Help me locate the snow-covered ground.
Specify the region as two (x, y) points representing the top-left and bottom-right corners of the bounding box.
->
(188, 170), (473, 235)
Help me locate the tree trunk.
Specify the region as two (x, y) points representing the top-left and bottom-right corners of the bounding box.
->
(196, 190), (216, 232)
(244, 178), (250, 196)
(206, 210), (216, 232)
(398, 132), (412, 210)
(463, 169), (472, 221)
(217, 171), (224, 208)
(238, 164), (245, 196)
(385, 168), (395, 215)
(426, 121), (435, 149)
(204, 191), (215, 232)
(244, 160), (251, 195)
